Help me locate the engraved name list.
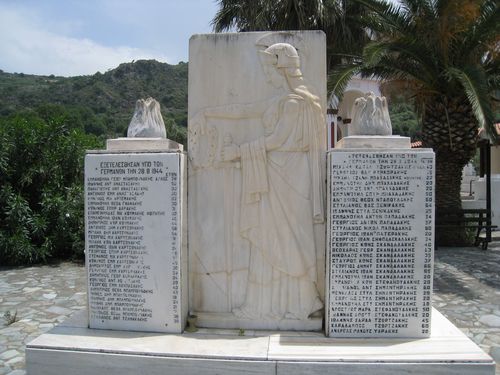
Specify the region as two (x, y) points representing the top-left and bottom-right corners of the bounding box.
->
(85, 152), (183, 333)
(327, 150), (434, 338)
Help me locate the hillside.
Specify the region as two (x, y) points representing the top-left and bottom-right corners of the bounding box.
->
(0, 59), (424, 144)
(0, 60), (188, 141)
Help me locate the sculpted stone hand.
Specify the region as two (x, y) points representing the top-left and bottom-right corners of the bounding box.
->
(221, 144), (240, 162)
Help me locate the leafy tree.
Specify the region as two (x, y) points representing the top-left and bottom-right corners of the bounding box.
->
(0, 109), (103, 265)
(335, 0), (499, 245)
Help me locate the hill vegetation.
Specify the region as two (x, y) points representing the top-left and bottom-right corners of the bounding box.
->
(0, 60), (188, 144)
(0, 60), (189, 265)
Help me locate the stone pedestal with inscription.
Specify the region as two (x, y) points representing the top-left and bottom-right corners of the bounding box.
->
(326, 137), (434, 338)
(84, 142), (187, 333)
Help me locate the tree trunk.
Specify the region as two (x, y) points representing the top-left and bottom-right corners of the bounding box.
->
(422, 97), (478, 246)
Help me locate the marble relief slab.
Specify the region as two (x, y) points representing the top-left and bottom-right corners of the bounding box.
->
(188, 31), (327, 329)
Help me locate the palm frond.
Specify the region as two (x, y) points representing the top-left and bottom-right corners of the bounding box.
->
(445, 66), (498, 142)
(400, 0), (436, 21)
(455, 0), (500, 64)
(352, 0), (413, 35)
(212, 0), (242, 32)
(362, 39), (437, 83)
(328, 63), (362, 100)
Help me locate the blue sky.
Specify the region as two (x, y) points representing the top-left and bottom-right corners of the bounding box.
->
(0, 0), (219, 76)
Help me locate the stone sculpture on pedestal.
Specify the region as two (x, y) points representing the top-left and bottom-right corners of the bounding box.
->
(107, 97), (183, 151)
(127, 97), (167, 138)
(350, 92), (392, 136)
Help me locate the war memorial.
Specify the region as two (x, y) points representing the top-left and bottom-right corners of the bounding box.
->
(25, 31), (496, 374)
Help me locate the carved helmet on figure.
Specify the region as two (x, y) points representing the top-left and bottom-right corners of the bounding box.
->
(259, 43), (302, 77)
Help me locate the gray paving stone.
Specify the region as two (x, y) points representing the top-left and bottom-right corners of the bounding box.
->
(5, 357), (23, 366)
(480, 315), (500, 327)
(46, 306), (73, 315)
(0, 350), (18, 361)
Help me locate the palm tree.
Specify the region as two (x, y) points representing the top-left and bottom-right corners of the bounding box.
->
(333, 0), (499, 245)
(212, 0), (370, 72)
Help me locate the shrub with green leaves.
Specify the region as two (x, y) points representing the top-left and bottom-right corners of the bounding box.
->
(0, 108), (103, 265)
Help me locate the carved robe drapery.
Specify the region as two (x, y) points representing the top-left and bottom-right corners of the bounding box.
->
(236, 94), (324, 320)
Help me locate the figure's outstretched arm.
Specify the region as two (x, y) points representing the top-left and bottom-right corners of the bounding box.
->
(204, 100), (269, 119)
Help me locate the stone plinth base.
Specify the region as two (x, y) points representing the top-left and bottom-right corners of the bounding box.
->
(106, 137), (184, 151)
(194, 312), (322, 331)
(26, 309), (495, 375)
(336, 135), (411, 149)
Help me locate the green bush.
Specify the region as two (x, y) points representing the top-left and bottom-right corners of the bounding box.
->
(389, 96), (421, 140)
(0, 109), (103, 265)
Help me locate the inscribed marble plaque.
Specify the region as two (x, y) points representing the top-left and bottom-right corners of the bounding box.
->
(85, 152), (186, 333)
(326, 150), (434, 338)
(188, 31), (326, 329)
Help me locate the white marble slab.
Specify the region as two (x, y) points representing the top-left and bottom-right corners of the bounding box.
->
(336, 135), (410, 149)
(28, 326), (270, 360)
(85, 152), (186, 333)
(188, 31), (327, 330)
(27, 350), (275, 375)
(25, 308), (495, 375)
(326, 149), (435, 338)
(276, 362), (493, 375)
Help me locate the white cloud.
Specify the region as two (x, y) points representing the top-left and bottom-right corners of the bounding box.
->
(0, 6), (170, 76)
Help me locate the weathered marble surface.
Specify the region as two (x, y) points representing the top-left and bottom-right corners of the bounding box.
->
(188, 31), (327, 329)
(350, 92), (392, 136)
(127, 98), (166, 138)
(85, 151), (187, 333)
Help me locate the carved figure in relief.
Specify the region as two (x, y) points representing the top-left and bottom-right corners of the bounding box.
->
(350, 92), (392, 136)
(191, 42), (324, 320)
(127, 97), (167, 138)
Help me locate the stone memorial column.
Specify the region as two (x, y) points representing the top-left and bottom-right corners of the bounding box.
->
(84, 99), (187, 333)
(326, 93), (435, 338)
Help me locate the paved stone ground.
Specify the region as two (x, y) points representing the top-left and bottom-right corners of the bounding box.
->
(1, 240), (499, 375)
(0, 262), (87, 375)
(434, 238), (500, 374)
